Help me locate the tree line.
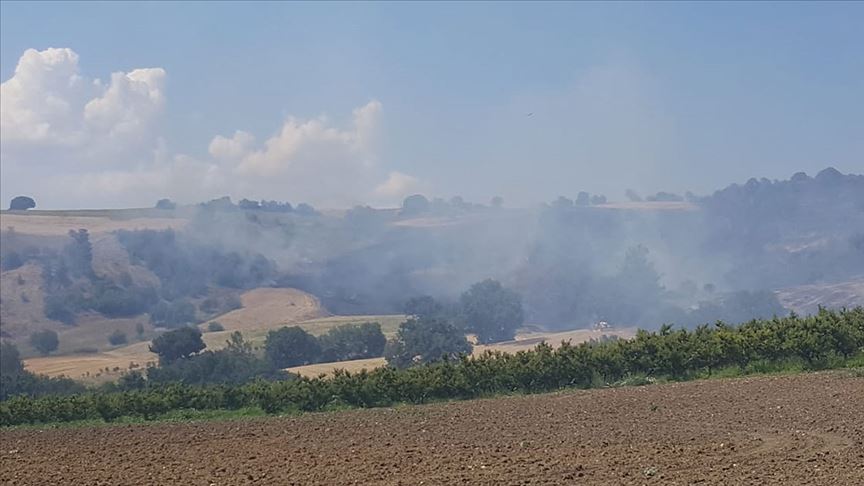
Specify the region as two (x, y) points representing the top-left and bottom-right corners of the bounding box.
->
(2, 308), (860, 426)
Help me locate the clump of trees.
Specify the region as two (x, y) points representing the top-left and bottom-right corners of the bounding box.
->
(145, 332), (286, 386)
(29, 330), (59, 356)
(107, 330), (127, 346)
(264, 322), (388, 368)
(3, 308), (861, 425)
(384, 316), (472, 368)
(0, 342), (83, 401)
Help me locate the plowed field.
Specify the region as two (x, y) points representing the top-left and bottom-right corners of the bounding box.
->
(2, 371), (863, 485)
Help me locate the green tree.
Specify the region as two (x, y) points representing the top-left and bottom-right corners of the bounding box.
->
(459, 279), (524, 343)
(149, 300), (197, 328)
(400, 194), (430, 216)
(9, 196), (36, 210)
(207, 321), (225, 332)
(319, 322), (386, 362)
(404, 296), (446, 320)
(149, 327), (205, 364)
(385, 316), (472, 368)
(108, 330), (128, 346)
(29, 330), (59, 356)
(264, 326), (321, 368)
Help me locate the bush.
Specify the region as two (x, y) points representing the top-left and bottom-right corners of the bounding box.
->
(207, 322), (225, 332)
(108, 330), (128, 346)
(29, 330), (59, 356)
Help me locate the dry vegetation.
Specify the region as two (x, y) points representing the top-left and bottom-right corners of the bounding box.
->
(199, 288), (326, 332)
(0, 212), (186, 236)
(776, 277), (864, 316)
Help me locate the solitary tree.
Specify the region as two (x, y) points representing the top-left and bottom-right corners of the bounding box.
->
(149, 327), (205, 364)
(264, 326), (321, 368)
(400, 194), (430, 216)
(384, 316), (472, 368)
(9, 196), (36, 210)
(29, 330), (59, 356)
(155, 198), (176, 210)
(108, 330), (128, 346)
(459, 279), (524, 344)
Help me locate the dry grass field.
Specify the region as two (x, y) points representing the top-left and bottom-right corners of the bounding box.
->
(199, 288), (326, 332)
(776, 277), (864, 316)
(0, 211), (186, 236)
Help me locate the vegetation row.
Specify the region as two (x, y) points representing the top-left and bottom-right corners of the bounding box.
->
(1, 308), (861, 426)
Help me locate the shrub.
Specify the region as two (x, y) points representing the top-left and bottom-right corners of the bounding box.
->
(207, 322), (225, 332)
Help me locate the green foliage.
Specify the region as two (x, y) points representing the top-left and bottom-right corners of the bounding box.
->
(0, 342), (83, 401)
(107, 330), (128, 346)
(3, 308), (863, 426)
(385, 316), (473, 368)
(207, 322), (225, 332)
(149, 327), (205, 365)
(264, 326), (321, 368)
(146, 332), (286, 386)
(9, 196), (36, 210)
(459, 279), (524, 343)
(319, 322), (386, 362)
(149, 300), (197, 328)
(29, 330), (59, 356)
(403, 296), (446, 320)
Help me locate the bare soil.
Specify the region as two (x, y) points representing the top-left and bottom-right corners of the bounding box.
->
(2, 371), (862, 485)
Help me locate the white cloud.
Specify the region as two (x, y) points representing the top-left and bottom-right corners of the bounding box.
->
(1, 48), (414, 209)
(0, 47), (164, 153)
(374, 171), (420, 200)
(208, 130), (256, 161)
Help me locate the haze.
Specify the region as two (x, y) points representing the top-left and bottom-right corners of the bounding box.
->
(1, 2), (862, 209)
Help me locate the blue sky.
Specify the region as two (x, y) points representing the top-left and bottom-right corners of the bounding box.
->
(1, 1), (862, 208)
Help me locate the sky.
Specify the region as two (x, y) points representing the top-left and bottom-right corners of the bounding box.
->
(1, 1), (862, 209)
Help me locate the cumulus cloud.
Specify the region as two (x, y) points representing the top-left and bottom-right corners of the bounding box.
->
(1, 48), (415, 209)
(0, 47), (165, 153)
(374, 171), (420, 200)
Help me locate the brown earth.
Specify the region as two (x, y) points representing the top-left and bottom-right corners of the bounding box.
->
(3, 371), (862, 485)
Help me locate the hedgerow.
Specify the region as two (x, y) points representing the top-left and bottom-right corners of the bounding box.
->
(2, 308), (861, 426)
